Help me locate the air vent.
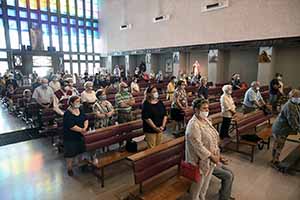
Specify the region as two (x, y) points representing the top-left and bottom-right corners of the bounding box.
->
(202, 0), (229, 12)
(120, 24), (132, 30)
(153, 15), (170, 23)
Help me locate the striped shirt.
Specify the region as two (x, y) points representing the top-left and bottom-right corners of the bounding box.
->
(115, 91), (133, 112)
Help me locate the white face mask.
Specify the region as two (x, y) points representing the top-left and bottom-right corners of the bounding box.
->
(199, 111), (209, 119)
(123, 88), (129, 92)
(42, 83), (48, 88)
(73, 103), (81, 109)
(153, 92), (159, 99)
(291, 97), (300, 104)
(256, 87), (260, 91)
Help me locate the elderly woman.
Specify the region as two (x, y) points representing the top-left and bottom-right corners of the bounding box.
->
(271, 89), (300, 168)
(63, 95), (88, 176)
(93, 88), (115, 128)
(81, 81), (97, 113)
(220, 85), (236, 140)
(171, 80), (188, 132)
(142, 86), (168, 148)
(198, 77), (209, 99)
(185, 98), (220, 200)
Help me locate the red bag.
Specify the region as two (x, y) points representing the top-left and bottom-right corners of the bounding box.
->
(180, 160), (201, 182)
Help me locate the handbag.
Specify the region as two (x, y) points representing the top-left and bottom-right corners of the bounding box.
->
(180, 160), (201, 182)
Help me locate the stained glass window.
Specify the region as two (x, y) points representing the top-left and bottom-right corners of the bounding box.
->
(40, 0), (47, 11)
(30, 0), (38, 10)
(20, 21), (30, 46)
(50, 0), (57, 13)
(61, 17), (68, 24)
(7, 0), (16, 6)
(77, 0), (84, 17)
(88, 62), (94, 75)
(51, 16), (58, 23)
(19, 10), (27, 18)
(42, 24), (50, 50)
(51, 25), (59, 50)
(70, 27), (77, 52)
(7, 9), (16, 17)
(94, 30), (100, 53)
(60, 0), (67, 15)
(69, 0), (76, 16)
(19, 0), (26, 8)
(41, 14), (48, 21)
(8, 20), (19, 49)
(72, 62), (78, 75)
(85, 0), (91, 19)
(86, 29), (93, 53)
(79, 28), (85, 52)
(0, 19), (6, 48)
(62, 26), (69, 52)
(30, 12), (38, 20)
(93, 0), (99, 19)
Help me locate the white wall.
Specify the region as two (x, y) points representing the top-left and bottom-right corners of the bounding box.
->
(225, 49), (259, 84)
(100, 0), (300, 53)
(274, 46), (300, 88)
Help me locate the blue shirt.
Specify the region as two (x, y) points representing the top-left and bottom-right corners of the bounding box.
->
(243, 88), (263, 108)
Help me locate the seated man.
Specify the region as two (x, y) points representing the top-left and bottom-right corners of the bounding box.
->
(115, 82), (135, 123)
(243, 81), (266, 114)
(32, 78), (54, 109)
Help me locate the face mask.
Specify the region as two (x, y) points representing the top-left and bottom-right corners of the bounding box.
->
(199, 111), (209, 119)
(98, 95), (106, 101)
(87, 86), (93, 90)
(174, 79), (177, 82)
(256, 87), (260, 91)
(42, 84), (48, 88)
(123, 88), (129, 92)
(153, 92), (159, 99)
(134, 79), (138, 83)
(291, 97), (300, 104)
(64, 86), (70, 91)
(73, 103), (81, 109)
(277, 77), (282, 81)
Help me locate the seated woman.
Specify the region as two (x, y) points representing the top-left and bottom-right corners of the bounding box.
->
(81, 81), (97, 113)
(198, 76), (209, 100)
(93, 88), (115, 128)
(171, 80), (188, 133)
(130, 75), (140, 94)
(63, 95), (88, 176)
(142, 86), (167, 148)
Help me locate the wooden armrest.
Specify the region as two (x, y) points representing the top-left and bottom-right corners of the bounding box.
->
(127, 136), (184, 162)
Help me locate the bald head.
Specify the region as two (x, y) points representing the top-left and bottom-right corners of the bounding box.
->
(251, 81), (260, 91)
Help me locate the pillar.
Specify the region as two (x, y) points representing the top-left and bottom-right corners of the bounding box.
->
(257, 47), (274, 85)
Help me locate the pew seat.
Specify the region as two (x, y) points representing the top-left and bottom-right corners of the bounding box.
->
(84, 120), (144, 187)
(127, 137), (190, 200)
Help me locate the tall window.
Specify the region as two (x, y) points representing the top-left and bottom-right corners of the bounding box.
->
(0, 19), (6, 48)
(20, 21), (30, 46)
(8, 20), (19, 49)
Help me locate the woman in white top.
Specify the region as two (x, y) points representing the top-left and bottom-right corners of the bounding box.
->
(130, 76), (140, 94)
(81, 81), (97, 112)
(185, 98), (220, 200)
(220, 85), (236, 140)
(49, 76), (61, 92)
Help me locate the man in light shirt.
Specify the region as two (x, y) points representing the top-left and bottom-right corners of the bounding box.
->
(32, 78), (54, 108)
(243, 81), (266, 114)
(49, 75), (61, 92)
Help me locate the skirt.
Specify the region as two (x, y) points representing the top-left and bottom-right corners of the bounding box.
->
(64, 138), (85, 158)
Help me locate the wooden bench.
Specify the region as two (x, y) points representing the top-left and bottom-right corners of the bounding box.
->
(84, 120), (144, 187)
(229, 110), (272, 162)
(127, 137), (191, 200)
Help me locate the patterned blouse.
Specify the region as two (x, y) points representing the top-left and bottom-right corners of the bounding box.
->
(185, 115), (220, 175)
(93, 100), (114, 128)
(171, 88), (188, 109)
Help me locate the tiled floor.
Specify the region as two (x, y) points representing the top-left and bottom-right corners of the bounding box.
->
(0, 135), (299, 200)
(0, 107), (28, 135)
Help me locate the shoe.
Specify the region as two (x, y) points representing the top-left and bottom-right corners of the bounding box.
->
(67, 169), (74, 176)
(270, 160), (280, 170)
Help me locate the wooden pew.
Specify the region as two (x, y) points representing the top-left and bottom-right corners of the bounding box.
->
(229, 110), (272, 162)
(127, 137), (191, 200)
(84, 120), (144, 187)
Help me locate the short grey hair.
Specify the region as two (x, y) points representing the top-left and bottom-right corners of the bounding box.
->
(222, 84), (232, 93)
(251, 81), (260, 87)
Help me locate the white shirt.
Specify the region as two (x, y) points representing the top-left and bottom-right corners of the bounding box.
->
(81, 90), (97, 103)
(220, 93), (236, 118)
(32, 86), (54, 105)
(49, 81), (61, 92)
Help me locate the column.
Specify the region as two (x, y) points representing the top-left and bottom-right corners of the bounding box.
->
(145, 53), (151, 73)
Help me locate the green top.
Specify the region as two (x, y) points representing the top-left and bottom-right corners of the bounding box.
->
(115, 91), (133, 112)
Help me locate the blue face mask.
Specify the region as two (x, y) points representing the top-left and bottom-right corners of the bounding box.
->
(98, 95), (107, 101)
